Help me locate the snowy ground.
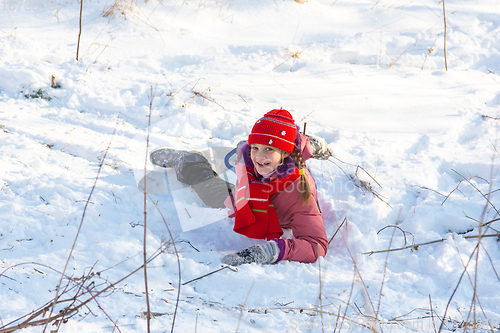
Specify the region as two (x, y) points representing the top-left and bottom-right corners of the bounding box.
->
(1, 0), (500, 332)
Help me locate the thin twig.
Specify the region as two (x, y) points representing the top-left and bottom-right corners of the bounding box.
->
(329, 217), (346, 245)
(467, 140), (498, 331)
(76, 0), (83, 61)
(182, 266), (237, 285)
(421, 35), (439, 70)
(338, 250), (356, 332)
(318, 244), (325, 333)
(483, 115), (500, 121)
(429, 294), (437, 333)
(326, 157), (350, 179)
(451, 169), (499, 216)
(442, 0), (448, 70)
(450, 234), (490, 333)
(192, 89), (225, 109)
(43, 115), (120, 333)
(408, 184), (447, 197)
(0, 248), (167, 333)
(298, 110), (315, 124)
(147, 195), (181, 333)
(331, 156), (383, 189)
(80, 277), (122, 333)
(1, 263), (107, 330)
(334, 304), (342, 333)
(481, 243), (500, 283)
(134, 6), (166, 46)
(363, 233), (500, 255)
(345, 160), (382, 188)
(438, 243), (479, 333)
(206, 87), (250, 109)
(195, 311), (199, 333)
(327, 157), (391, 207)
(165, 78), (204, 106)
(236, 282), (255, 332)
(337, 216), (381, 332)
(465, 214), (500, 236)
(331, 213), (351, 333)
(377, 225), (414, 247)
(376, 209), (402, 317)
(177, 239), (200, 252)
(441, 173), (490, 207)
(143, 86), (156, 332)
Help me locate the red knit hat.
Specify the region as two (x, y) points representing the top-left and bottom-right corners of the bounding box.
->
(248, 109), (297, 153)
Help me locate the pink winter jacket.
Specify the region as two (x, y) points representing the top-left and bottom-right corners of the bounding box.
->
(225, 134), (328, 263)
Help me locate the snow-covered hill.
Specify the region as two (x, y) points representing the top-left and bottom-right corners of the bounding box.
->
(1, 0), (500, 332)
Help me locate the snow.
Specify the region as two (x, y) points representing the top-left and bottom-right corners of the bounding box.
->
(1, 0), (500, 332)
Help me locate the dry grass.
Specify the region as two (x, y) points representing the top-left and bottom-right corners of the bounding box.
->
(103, 0), (134, 17)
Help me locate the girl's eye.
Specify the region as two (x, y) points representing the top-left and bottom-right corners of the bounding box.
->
(266, 147), (273, 151)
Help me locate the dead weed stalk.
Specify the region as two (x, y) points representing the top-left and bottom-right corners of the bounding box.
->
(147, 194), (181, 333)
(142, 86), (156, 332)
(42, 114), (121, 332)
(0, 244), (170, 333)
(333, 214), (381, 332)
(103, 0), (134, 18)
(327, 156), (391, 208)
(376, 209), (403, 318)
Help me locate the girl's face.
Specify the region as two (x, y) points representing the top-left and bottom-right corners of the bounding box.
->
(250, 144), (289, 176)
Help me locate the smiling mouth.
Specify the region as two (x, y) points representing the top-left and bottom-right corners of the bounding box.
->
(256, 161), (270, 168)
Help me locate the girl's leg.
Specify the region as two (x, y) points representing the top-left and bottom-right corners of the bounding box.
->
(150, 148), (233, 208)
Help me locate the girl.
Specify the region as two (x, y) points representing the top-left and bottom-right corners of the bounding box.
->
(150, 109), (328, 266)
(221, 109), (328, 265)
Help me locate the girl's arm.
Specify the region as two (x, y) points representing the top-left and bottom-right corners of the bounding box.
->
(275, 213), (328, 263)
(271, 169), (328, 263)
